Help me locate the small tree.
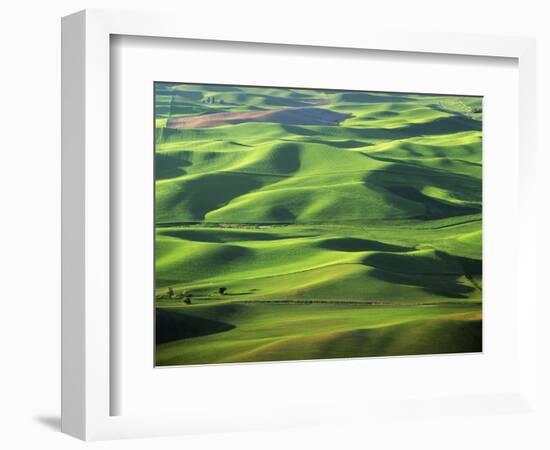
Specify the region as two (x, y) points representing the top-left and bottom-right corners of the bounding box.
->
(219, 287), (227, 295)
(168, 287), (174, 299)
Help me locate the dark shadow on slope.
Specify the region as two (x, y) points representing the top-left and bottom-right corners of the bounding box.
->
(368, 268), (475, 298)
(385, 186), (480, 220)
(267, 142), (302, 174)
(319, 237), (413, 253)
(196, 143), (301, 215)
(227, 140), (252, 147)
(155, 153), (192, 179)
(393, 115), (481, 136)
(363, 142), (479, 161)
(299, 138), (372, 149)
(373, 110), (400, 117)
(156, 309), (235, 344)
(364, 250), (481, 276)
(363, 153), (482, 177)
(236, 317), (482, 363)
(264, 107), (349, 126)
(364, 250), (481, 299)
(336, 116), (481, 140)
(160, 172), (265, 221)
(317, 319), (482, 358)
(363, 163), (481, 220)
(281, 124), (323, 136)
(333, 92), (414, 103)
(159, 228), (311, 243)
(268, 206), (296, 221)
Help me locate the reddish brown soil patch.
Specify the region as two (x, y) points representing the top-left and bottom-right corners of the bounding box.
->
(166, 107), (349, 129)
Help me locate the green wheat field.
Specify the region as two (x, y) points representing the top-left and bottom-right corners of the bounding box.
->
(154, 83), (482, 366)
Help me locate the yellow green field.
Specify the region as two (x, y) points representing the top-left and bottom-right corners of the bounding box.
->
(154, 83), (482, 366)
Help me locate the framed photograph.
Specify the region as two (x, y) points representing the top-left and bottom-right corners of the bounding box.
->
(62, 9), (539, 441)
(153, 81), (483, 367)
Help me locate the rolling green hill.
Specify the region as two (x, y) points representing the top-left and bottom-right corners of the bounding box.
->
(154, 83), (482, 366)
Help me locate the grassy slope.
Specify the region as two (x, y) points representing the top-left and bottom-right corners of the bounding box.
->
(156, 303), (481, 365)
(154, 83), (482, 365)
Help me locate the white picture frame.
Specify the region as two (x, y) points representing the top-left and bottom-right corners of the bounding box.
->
(61, 9), (539, 441)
